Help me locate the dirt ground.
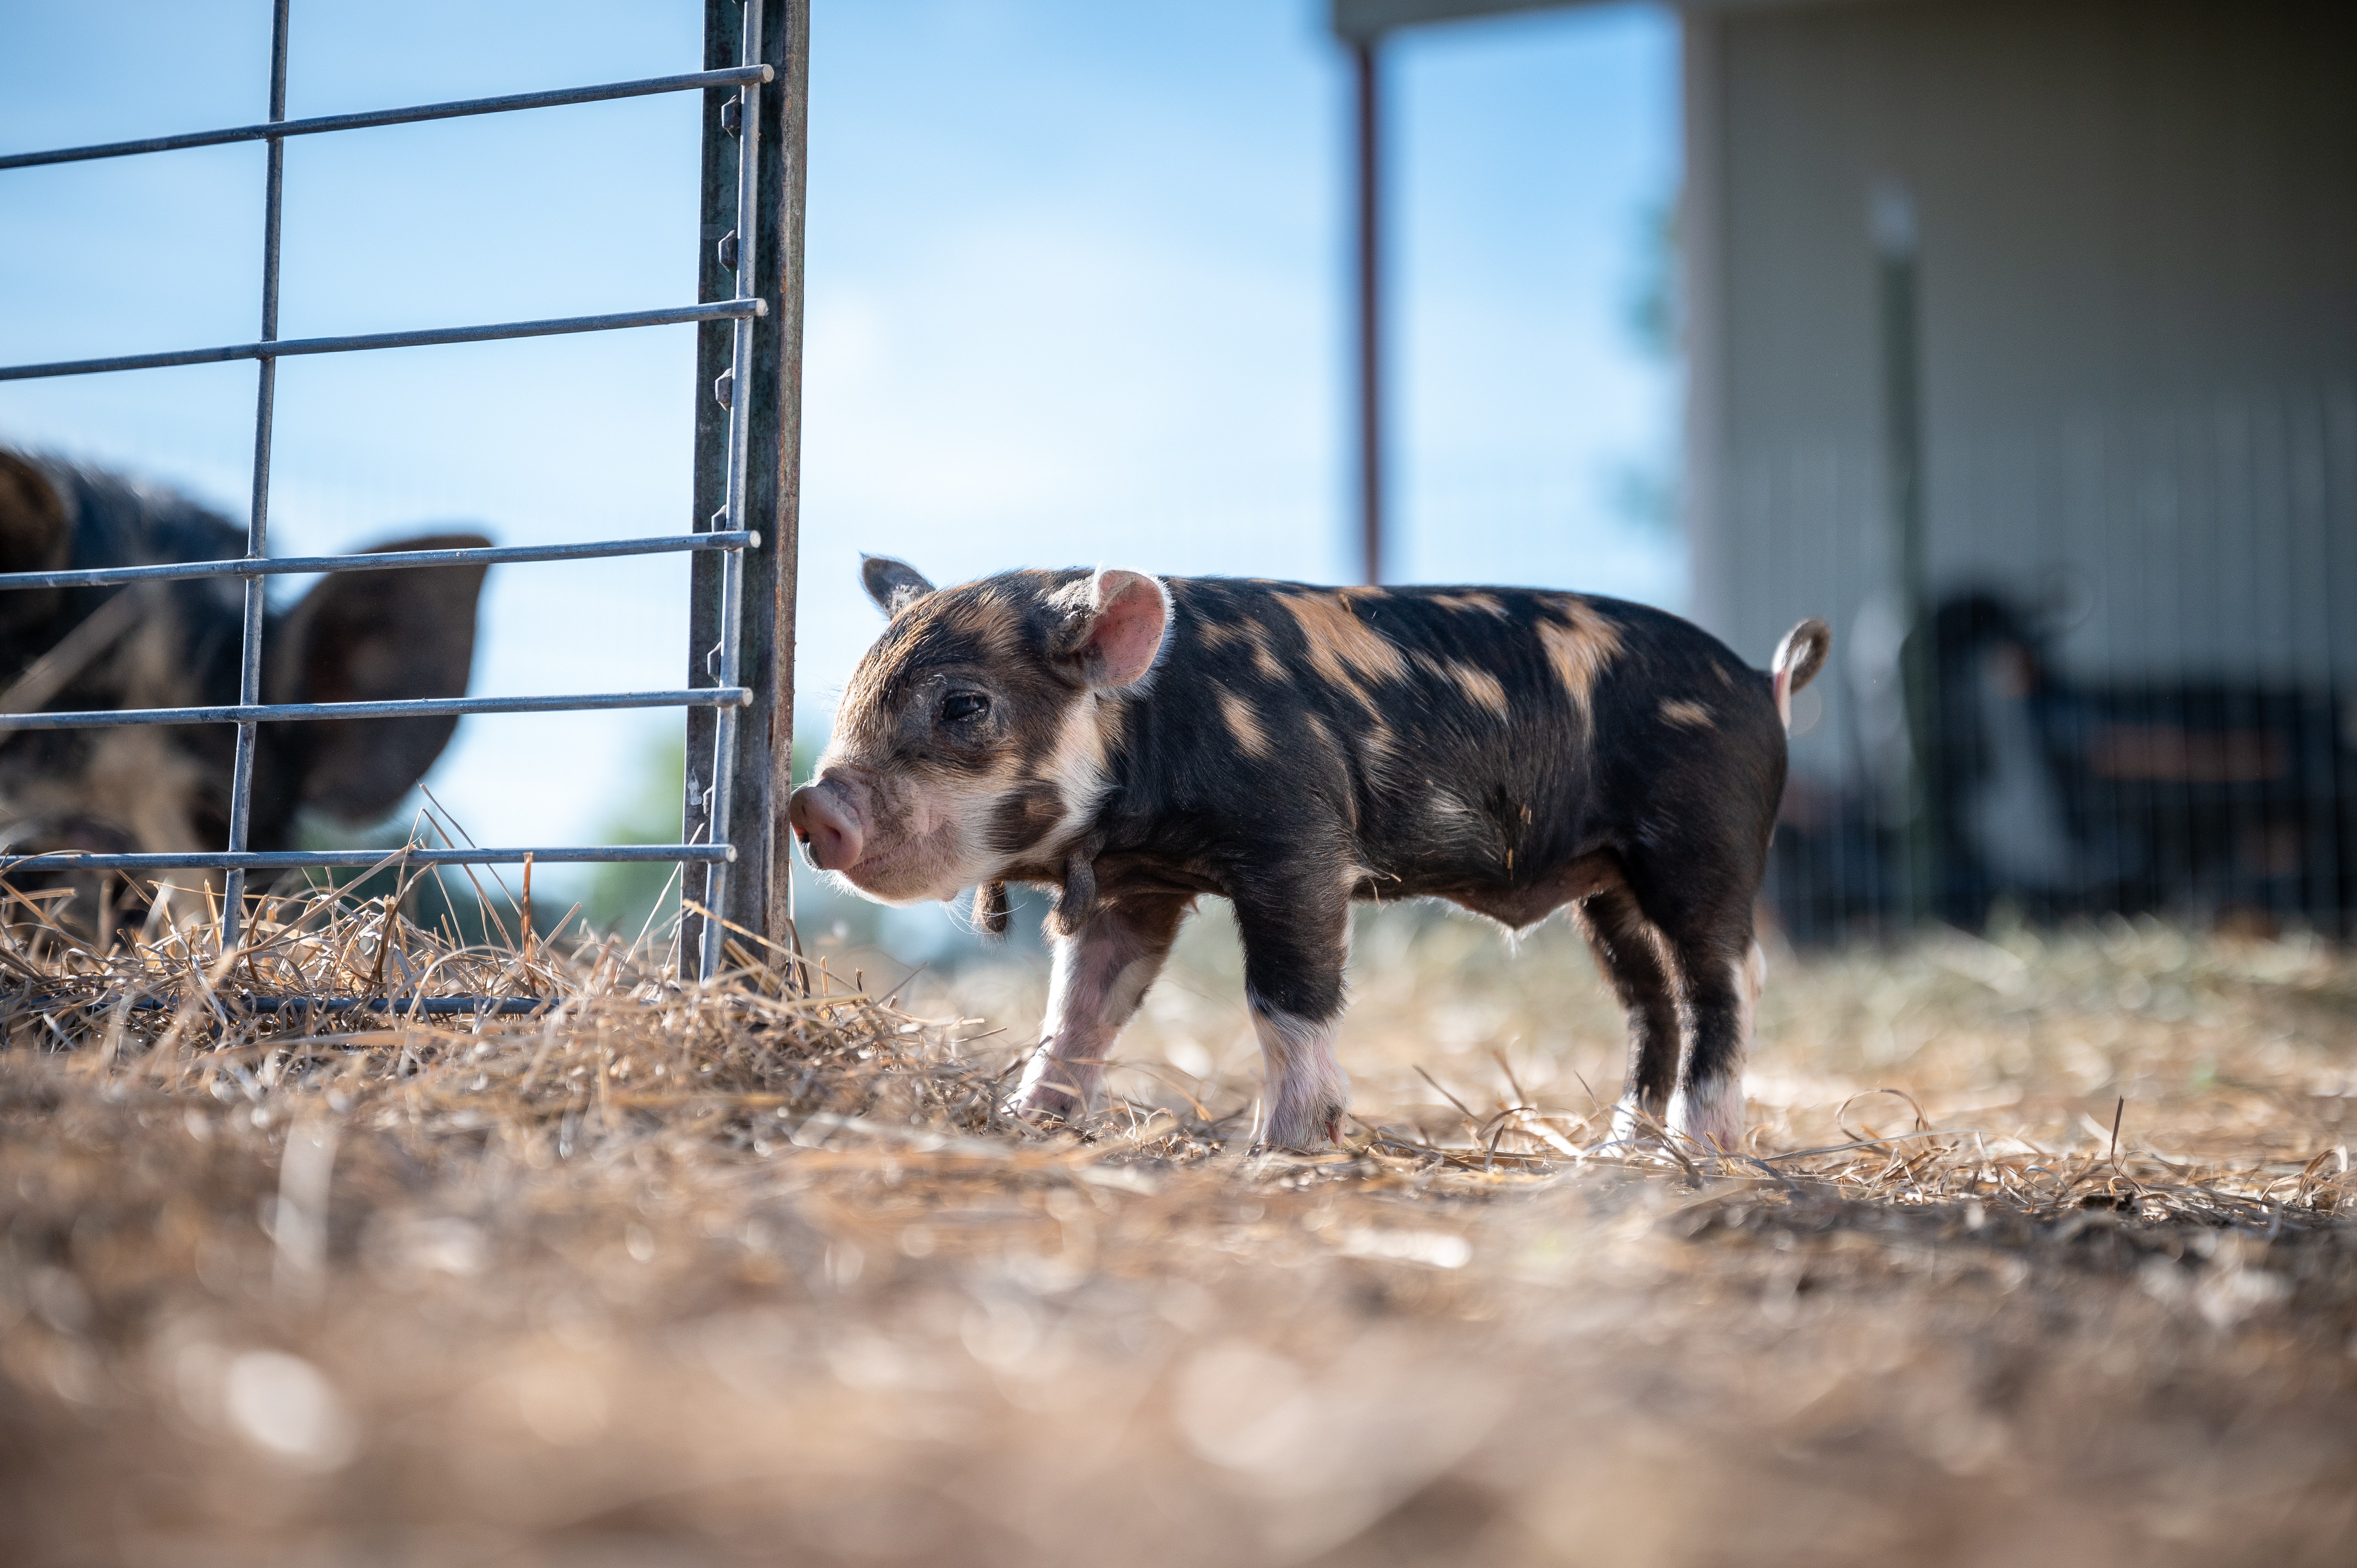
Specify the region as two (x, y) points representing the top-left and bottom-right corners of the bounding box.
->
(3, 897), (2356, 1566)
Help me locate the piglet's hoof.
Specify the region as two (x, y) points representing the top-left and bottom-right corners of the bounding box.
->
(1664, 1076), (1744, 1155)
(1006, 1080), (1085, 1127)
(1257, 1098), (1346, 1151)
(1607, 1096), (1662, 1149)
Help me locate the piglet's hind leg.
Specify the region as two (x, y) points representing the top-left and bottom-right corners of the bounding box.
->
(1575, 880), (1681, 1147)
(1663, 936), (1763, 1154)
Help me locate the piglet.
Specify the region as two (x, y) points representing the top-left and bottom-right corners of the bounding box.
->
(790, 559), (1828, 1152)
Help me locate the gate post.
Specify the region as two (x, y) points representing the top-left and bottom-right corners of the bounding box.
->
(686, 0), (808, 975)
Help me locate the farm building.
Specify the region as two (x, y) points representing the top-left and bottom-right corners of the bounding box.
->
(1339, 0), (2357, 937)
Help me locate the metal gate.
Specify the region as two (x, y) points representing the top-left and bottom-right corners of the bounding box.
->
(0, 0), (806, 981)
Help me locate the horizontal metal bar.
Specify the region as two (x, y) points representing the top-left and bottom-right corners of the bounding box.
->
(0, 844), (731, 872)
(0, 298), (765, 383)
(0, 65), (774, 172)
(0, 531), (756, 593)
(0, 687), (750, 732)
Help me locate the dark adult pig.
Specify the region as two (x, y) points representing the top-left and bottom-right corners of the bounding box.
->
(790, 557), (1828, 1152)
(0, 449), (489, 935)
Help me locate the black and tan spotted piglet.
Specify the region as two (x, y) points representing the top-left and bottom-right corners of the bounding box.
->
(788, 557), (1829, 1152)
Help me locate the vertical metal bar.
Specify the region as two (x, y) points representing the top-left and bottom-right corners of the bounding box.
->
(681, 0), (738, 973)
(698, 0), (765, 978)
(2291, 389), (2330, 930)
(730, 0), (808, 967)
(1352, 38), (1383, 587)
(223, 0), (291, 951)
(2238, 395), (2272, 921)
(2157, 403), (2192, 909)
(1872, 184), (1933, 926)
(2329, 388), (2357, 933)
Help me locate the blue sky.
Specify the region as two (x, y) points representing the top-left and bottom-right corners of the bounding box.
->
(0, 0), (1678, 864)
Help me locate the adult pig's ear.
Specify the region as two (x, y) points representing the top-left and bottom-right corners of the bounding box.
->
(269, 533), (489, 824)
(861, 555), (936, 617)
(0, 451), (72, 629)
(1053, 568), (1170, 691)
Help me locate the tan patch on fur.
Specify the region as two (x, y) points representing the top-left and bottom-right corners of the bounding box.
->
(1661, 699), (1713, 730)
(1411, 649), (1507, 717)
(1302, 711), (1339, 763)
(1537, 600), (1623, 715)
(1041, 697), (1112, 795)
(1429, 591), (1509, 618)
(1447, 660), (1509, 717)
(1218, 688), (1273, 760)
(1277, 592), (1406, 693)
(1200, 618), (1289, 681)
(1025, 691), (1123, 861)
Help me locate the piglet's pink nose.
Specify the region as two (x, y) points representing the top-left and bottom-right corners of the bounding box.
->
(787, 781), (862, 871)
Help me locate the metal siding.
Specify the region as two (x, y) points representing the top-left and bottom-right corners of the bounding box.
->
(1688, 0), (2357, 933)
(1697, 0), (2357, 775)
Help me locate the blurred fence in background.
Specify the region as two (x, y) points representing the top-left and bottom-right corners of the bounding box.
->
(1765, 382), (2357, 941)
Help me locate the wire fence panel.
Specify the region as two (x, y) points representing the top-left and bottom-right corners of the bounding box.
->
(0, 2), (806, 976)
(1762, 383), (2357, 943)
(0, 689), (751, 734)
(0, 532), (758, 593)
(0, 847), (729, 873)
(0, 300), (763, 383)
(0, 66), (772, 170)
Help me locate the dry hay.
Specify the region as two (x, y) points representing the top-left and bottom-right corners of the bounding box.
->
(2, 886), (2356, 1567)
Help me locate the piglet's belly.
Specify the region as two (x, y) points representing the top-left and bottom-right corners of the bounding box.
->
(1364, 851), (1625, 931)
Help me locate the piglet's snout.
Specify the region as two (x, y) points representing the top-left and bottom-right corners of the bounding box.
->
(787, 779), (864, 871)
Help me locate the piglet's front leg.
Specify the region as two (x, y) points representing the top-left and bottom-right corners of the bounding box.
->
(1232, 873), (1353, 1149)
(1008, 894), (1187, 1126)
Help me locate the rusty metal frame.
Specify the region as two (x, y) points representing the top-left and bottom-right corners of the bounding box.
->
(681, 0), (807, 977)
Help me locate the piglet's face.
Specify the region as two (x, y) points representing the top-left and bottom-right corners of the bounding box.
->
(787, 559), (1170, 905)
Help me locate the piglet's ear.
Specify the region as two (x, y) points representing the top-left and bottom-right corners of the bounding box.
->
(1059, 568), (1170, 691)
(861, 555), (936, 618)
(269, 534), (489, 825)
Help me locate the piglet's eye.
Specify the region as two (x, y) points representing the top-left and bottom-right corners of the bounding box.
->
(941, 692), (990, 724)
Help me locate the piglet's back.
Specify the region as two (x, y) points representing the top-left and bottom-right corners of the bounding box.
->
(1151, 578), (1772, 765)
